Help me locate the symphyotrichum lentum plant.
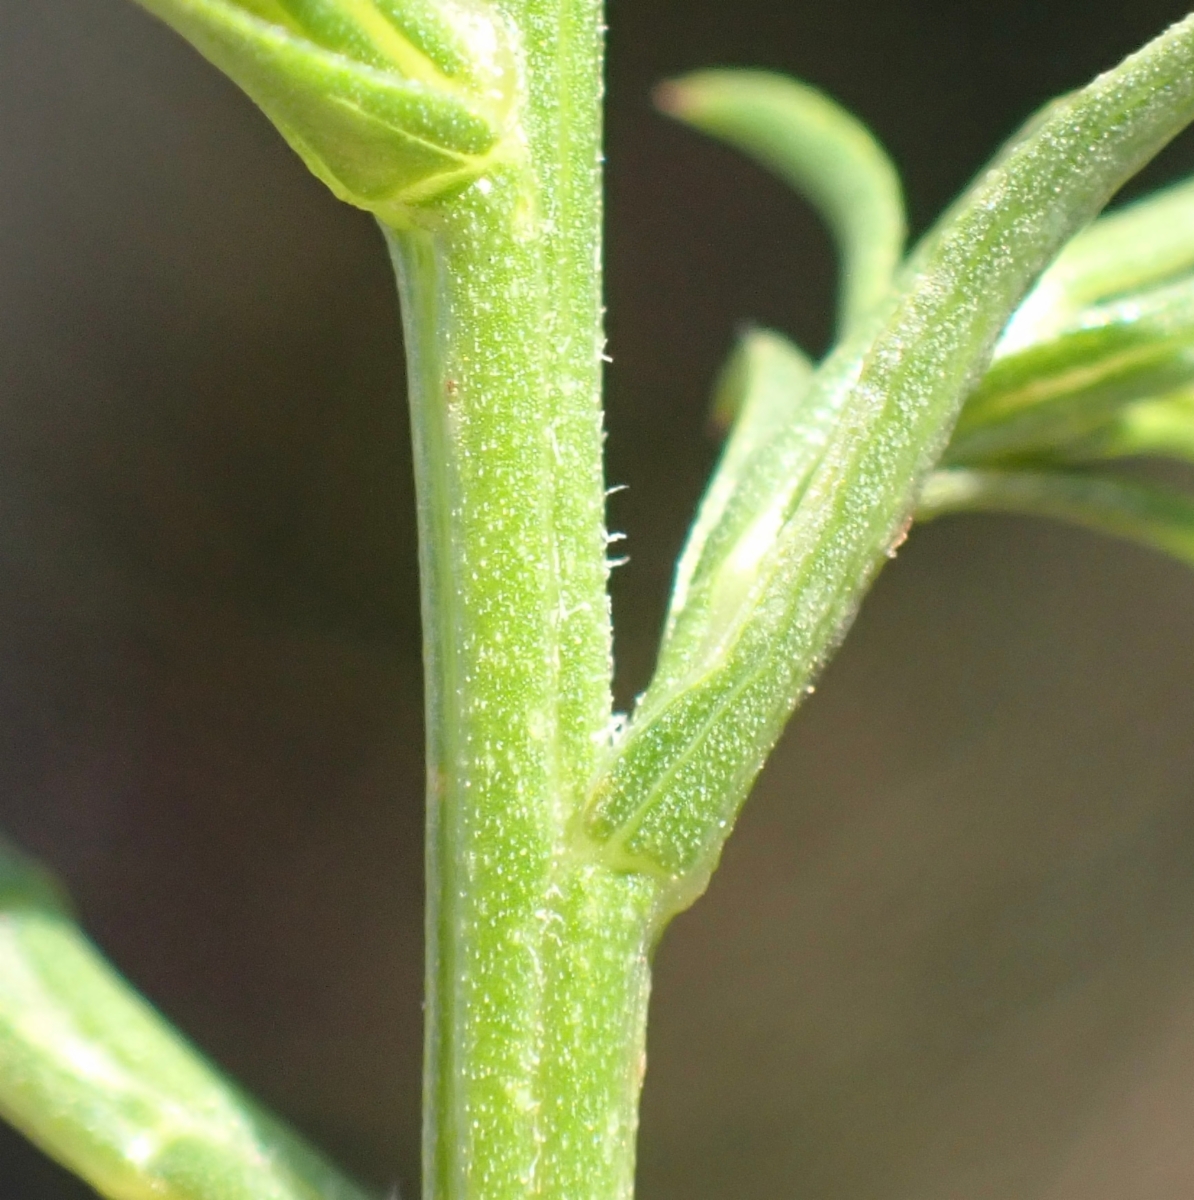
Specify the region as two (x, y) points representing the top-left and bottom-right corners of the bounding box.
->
(5, 2), (1194, 1199)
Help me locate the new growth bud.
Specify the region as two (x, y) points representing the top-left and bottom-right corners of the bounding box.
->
(134, 0), (518, 223)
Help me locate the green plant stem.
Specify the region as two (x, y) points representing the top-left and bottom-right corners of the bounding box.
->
(37, 5), (1194, 1200)
(382, 5), (660, 1198)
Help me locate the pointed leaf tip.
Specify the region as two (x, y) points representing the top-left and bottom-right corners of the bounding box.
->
(659, 68), (905, 336)
(651, 80), (689, 119)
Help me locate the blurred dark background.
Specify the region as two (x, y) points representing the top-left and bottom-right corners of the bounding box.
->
(3, 1), (1194, 1197)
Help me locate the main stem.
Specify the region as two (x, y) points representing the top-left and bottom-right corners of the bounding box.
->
(384, 4), (663, 1198)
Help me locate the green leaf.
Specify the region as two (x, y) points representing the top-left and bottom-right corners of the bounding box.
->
(583, 14), (1194, 906)
(918, 467), (1194, 568)
(946, 274), (1194, 464)
(658, 69), (905, 334)
(132, 0), (517, 221)
(274, 0), (484, 81)
(658, 329), (817, 688)
(1002, 173), (1194, 351)
(0, 839), (370, 1200)
(1058, 387), (1194, 466)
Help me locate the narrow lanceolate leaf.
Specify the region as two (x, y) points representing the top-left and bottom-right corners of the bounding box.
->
(918, 467), (1194, 568)
(945, 275), (1194, 465)
(658, 70), (905, 334)
(0, 839), (369, 1200)
(659, 329), (816, 683)
(1001, 173), (1194, 352)
(1058, 388), (1194, 466)
(131, 0), (517, 221)
(583, 15), (1194, 909)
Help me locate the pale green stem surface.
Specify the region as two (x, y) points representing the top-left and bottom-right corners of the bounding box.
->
(383, 4), (666, 1198)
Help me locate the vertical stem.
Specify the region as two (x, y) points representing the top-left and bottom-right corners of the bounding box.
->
(384, 3), (663, 1197)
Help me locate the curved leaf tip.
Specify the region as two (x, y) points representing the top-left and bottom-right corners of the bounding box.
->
(657, 68), (905, 335)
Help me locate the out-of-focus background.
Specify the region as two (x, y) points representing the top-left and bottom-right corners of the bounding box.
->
(3, 1), (1194, 1197)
